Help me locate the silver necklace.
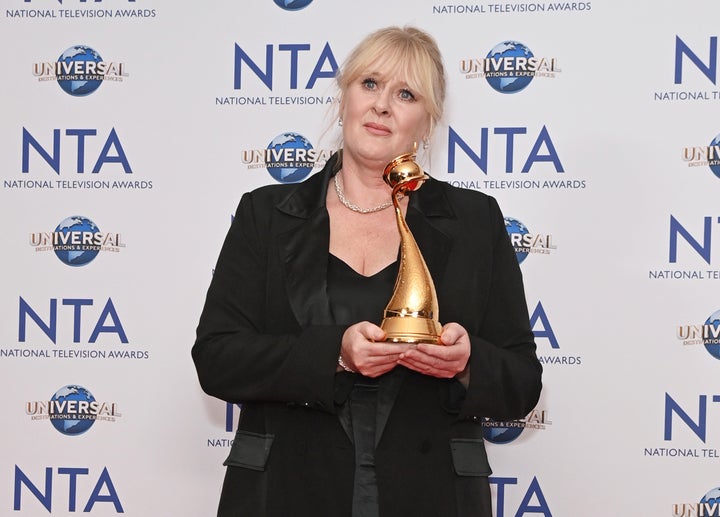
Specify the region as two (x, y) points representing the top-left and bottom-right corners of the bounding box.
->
(333, 172), (396, 214)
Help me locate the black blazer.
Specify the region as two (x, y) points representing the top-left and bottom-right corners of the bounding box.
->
(192, 153), (542, 517)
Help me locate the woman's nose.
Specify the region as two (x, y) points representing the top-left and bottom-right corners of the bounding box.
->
(373, 90), (391, 114)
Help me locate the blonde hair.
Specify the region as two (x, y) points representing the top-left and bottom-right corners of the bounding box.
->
(336, 26), (446, 136)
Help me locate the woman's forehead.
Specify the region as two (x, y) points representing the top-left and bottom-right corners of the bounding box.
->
(361, 68), (408, 84)
(359, 59), (418, 85)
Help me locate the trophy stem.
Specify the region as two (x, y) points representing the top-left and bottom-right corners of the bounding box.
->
(380, 184), (442, 344)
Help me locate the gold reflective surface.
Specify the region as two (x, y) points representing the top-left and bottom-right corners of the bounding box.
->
(380, 147), (442, 344)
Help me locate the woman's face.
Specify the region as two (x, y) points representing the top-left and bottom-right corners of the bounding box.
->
(340, 66), (431, 171)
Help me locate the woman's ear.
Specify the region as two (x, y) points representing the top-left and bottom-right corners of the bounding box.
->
(337, 95), (345, 119)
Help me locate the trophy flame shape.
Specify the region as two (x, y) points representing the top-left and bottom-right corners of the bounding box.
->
(380, 145), (442, 344)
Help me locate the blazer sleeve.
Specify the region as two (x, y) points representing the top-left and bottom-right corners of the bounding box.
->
(191, 191), (346, 413)
(458, 196), (543, 420)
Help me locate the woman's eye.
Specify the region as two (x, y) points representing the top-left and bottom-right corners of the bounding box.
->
(361, 78), (377, 90)
(399, 89), (416, 101)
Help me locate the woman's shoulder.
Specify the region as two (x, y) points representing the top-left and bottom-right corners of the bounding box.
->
(241, 153), (338, 208)
(243, 181), (297, 203)
(236, 167), (330, 220)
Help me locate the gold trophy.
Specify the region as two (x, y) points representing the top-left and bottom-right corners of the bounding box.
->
(380, 144), (442, 344)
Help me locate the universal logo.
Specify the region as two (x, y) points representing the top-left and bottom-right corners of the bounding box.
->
(682, 133), (720, 181)
(504, 216), (557, 264)
(29, 215), (125, 267)
(482, 408), (552, 444)
(460, 40), (560, 94)
(672, 487), (720, 517)
(242, 131), (333, 184)
(33, 45), (128, 97)
(25, 384), (121, 436)
(676, 309), (720, 360)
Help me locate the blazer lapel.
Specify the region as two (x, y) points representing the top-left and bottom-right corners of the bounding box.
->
(276, 156), (340, 328)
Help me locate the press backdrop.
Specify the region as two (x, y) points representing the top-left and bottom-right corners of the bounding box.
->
(2, 1), (720, 515)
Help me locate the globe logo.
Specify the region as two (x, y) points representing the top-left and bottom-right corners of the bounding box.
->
(273, 0), (313, 10)
(56, 45), (104, 97)
(53, 215), (102, 267)
(700, 487), (720, 517)
(485, 41), (535, 94)
(49, 385), (97, 436)
(482, 419), (524, 444)
(703, 309), (720, 360)
(504, 217), (531, 264)
(265, 132), (316, 183)
(708, 133), (720, 180)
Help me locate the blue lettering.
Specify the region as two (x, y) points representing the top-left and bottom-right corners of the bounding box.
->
(83, 467), (124, 512)
(669, 215), (719, 265)
(92, 128), (132, 173)
(515, 476), (552, 516)
(21, 128), (131, 175)
(521, 125), (564, 173)
(489, 476), (518, 517)
(226, 402), (242, 432)
(278, 44), (310, 89)
(22, 128), (60, 174)
(663, 393), (720, 443)
(14, 466), (123, 513)
(491, 476), (552, 517)
(65, 129), (97, 173)
(18, 297), (128, 345)
(14, 466), (52, 512)
(88, 298), (129, 343)
(234, 43), (273, 89)
(19, 297), (57, 343)
(447, 126), (563, 174)
(63, 299), (93, 343)
(305, 42), (338, 89)
(494, 127), (527, 173)
(234, 42), (337, 91)
(58, 468), (88, 512)
(674, 35), (717, 85)
(529, 301), (559, 349)
(448, 126), (489, 174)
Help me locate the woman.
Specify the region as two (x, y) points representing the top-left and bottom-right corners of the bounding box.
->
(192, 26), (542, 517)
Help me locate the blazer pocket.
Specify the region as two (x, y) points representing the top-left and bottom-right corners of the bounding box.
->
(449, 438), (492, 476)
(223, 430), (275, 471)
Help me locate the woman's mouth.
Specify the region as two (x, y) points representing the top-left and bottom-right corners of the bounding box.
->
(364, 122), (391, 135)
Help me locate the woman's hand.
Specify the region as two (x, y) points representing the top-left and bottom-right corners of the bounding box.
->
(339, 322), (413, 377)
(397, 322), (471, 383)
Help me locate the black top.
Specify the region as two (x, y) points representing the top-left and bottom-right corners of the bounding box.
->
(327, 254), (398, 327)
(327, 254), (398, 517)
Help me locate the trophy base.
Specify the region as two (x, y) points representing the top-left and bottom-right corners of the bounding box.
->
(380, 316), (442, 345)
